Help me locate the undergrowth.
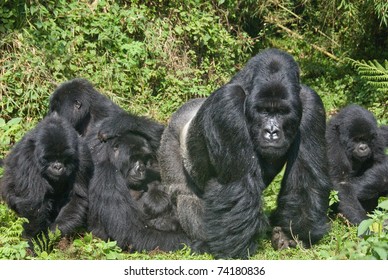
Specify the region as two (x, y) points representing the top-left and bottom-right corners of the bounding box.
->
(0, 0), (387, 260)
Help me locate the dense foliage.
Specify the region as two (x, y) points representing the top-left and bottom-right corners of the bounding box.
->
(0, 0), (387, 260)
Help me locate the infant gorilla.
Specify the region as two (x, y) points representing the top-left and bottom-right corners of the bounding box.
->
(326, 104), (388, 225)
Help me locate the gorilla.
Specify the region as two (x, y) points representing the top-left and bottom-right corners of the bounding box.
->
(0, 114), (93, 241)
(158, 48), (331, 259)
(49, 78), (165, 154)
(96, 111), (165, 160)
(326, 104), (388, 225)
(49, 78), (123, 136)
(96, 120), (161, 192)
(85, 114), (189, 251)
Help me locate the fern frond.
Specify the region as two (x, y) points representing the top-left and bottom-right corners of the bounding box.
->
(351, 59), (388, 93)
(31, 227), (61, 257)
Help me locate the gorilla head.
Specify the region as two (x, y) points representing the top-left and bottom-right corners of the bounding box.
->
(333, 105), (381, 168)
(34, 116), (80, 182)
(49, 78), (122, 136)
(97, 131), (159, 191)
(245, 82), (303, 159)
(339, 114), (377, 163)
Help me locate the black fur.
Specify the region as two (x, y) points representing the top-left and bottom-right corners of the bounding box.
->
(0, 114), (93, 241)
(49, 78), (124, 136)
(380, 125), (388, 147)
(326, 105), (388, 224)
(159, 48), (331, 258)
(86, 114), (190, 252)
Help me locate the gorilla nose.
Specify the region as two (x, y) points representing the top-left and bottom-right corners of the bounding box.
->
(53, 162), (64, 171)
(135, 161), (146, 174)
(264, 126), (280, 140)
(359, 144), (368, 151)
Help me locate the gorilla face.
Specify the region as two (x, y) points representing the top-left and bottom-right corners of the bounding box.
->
(104, 132), (158, 191)
(35, 118), (79, 182)
(40, 153), (77, 182)
(245, 82), (302, 159)
(342, 117), (377, 162)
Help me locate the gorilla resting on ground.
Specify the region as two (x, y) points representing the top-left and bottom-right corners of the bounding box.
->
(49, 78), (123, 136)
(159, 48), (331, 259)
(90, 111), (178, 232)
(49, 78), (165, 153)
(326, 104), (388, 225)
(0, 114), (93, 241)
(86, 114), (189, 252)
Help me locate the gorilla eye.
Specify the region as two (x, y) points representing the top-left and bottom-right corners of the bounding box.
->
(74, 100), (82, 109)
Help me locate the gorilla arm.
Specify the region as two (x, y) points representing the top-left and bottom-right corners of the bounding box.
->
(185, 84), (269, 259)
(271, 85), (330, 247)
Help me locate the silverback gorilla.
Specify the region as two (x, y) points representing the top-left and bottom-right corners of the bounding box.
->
(326, 105), (388, 225)
(0, 114), (93, 242)
(158, 48), (331, 259)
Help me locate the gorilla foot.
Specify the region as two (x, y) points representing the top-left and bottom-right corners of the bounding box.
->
(271, 226), (297, 250)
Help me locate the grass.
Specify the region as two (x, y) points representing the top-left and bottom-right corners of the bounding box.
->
(1, 191), (386, 260)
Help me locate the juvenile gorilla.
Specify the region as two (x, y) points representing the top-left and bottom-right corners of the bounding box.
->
(49, 78), (123, 136)
(326, 105), (388, 225)
(159, 48), (331, 258)
(0, 114), (93, 241)
(86, 115), (188, 251)
(96, 117), (161, 192)
(49, 78), (165, 152)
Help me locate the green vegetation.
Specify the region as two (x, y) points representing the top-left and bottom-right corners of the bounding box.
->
(0, 0), (387, 260)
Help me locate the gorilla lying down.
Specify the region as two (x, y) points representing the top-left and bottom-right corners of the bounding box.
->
(85, 112), (190, 252)
(1, 79), (189, 253)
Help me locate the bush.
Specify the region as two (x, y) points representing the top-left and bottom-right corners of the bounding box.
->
(0, 0), (253, 123)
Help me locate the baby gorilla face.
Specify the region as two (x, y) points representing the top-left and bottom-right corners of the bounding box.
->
(35, 118), (79, 182)
(45, 159), (69, 179)
(351, 139), (372, 161)
(346, 121), (377, 162)
(128, 160), (146, 184)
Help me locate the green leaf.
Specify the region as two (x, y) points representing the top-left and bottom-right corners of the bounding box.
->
(377, 200), (388, 210)
(373, 247), (388, 260)
(357, 219), (374, 236)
